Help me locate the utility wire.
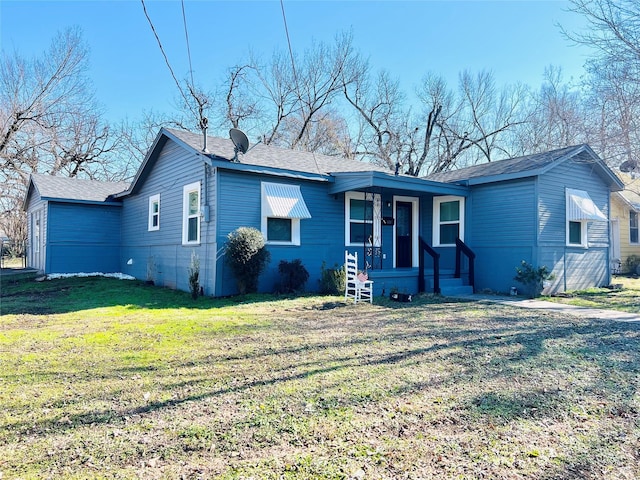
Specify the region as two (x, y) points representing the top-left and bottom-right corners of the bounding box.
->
(181, 0), (196, 93)
(280, 0), (300, 98)
(140, 0), (198, 120)
(180, 0), (207, 128)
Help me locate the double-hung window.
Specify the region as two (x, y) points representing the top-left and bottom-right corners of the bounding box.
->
(433, 196), (465, 246)
(345, 192), (381, 246)
(261, 182), (311, 245)
(182, 182), (200, 245)
(148, 194), (160, 231)
(631, 211), (639, 244)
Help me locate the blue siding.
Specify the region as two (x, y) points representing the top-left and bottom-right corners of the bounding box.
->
(47, 202), (121, 273)
(537, 156), (611, 291)
(120, 139), (217, 293)
(216, 171), (345, 296)
(466, 179), (537, 293)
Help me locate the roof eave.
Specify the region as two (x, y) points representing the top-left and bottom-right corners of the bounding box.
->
(212, 158), (331, 182)
(40, 197), (123, 206)
(465, 170), (540, 186)
(22, 176), (38, 211)
(328, 171), (470, 195)
(538, 144), (625, 191)
(614, 191), (640, 211)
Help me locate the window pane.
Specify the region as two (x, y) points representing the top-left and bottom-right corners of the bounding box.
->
(440, 224), (459, 245)
(631, 229), (639, 244)
(152, 215), (159, 228)
(569, 221), (582, 244)
(188, 217), (198, 242)
(350, 222), (373, 244)
(631, 212), (638, 228)
(153, 202), (159, 214)
(350, 199), (373, 221)
(440, 200), (460, 222)
(267, 218), (292, 242)
(188, 191), (199, 215)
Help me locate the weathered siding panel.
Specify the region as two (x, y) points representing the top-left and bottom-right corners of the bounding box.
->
(216, 170), (344, 296)
(120, 139), (217, 293)
(47, 202), (121, 273)
(538, 156), (611, 291)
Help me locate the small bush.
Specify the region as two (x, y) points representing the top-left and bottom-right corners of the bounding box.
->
(319, 261), (345, 295)
(626, 255), (640, 275)
(188, 251), (200, 300)
(277, 259), (310, 294)
(514, 260), (554, 298)
(225, 227), (271, 294)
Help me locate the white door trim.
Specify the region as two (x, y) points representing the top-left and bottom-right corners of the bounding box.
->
(393, 195), (419, 268)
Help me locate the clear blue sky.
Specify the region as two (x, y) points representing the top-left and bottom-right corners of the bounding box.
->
(1, 0), (591, 128)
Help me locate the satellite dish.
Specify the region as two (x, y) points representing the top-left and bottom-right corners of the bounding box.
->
(229, 128), (249, 160)
(620, 159), (638, 173)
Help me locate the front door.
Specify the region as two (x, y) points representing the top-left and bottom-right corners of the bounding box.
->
(396, 201), (412, 268)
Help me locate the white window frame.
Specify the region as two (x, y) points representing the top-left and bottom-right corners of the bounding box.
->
(260, 182), (303, 246)
(345, 191), (381, 247)
(182, 181), (201, 245)
(433, 195), (465, 247)
(148, 194), (160, 231)
(34, 217), (40, 254)
(393, 195), (420, 268)
(566, 220), (588, 248)
(630, 211), (639, 245)
(262, 216), (299, 246)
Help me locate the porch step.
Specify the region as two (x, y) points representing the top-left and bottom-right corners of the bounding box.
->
(431, 277), (474, 296)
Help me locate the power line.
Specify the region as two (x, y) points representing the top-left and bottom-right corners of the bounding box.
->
(181, 0), (196, 93)
(140, 0), (198, 120)
(180, 0), (207, 129)
(280, 0), (300, 98)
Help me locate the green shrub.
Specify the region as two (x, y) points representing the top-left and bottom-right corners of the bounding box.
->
(277, 259), (309, 294)
(626, 255), (640, 275)
(319, 261), (345, 295)
(188, 251), (200, 300)
(514, 260), (554, 298)
(225, 227), (271, 294)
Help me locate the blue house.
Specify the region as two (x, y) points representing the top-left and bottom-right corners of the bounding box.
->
(23, 174), (129, 274)
(23, 128), (624, 297)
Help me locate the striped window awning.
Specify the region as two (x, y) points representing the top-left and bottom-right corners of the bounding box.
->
(262, 182), (312, 219)
(566, 188), (607, 222)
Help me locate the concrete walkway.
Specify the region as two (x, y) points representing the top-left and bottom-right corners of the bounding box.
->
(453, 294), (640, 323)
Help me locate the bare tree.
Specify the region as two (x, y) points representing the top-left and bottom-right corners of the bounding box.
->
(509, 67), (587, 156)
(412, 71), (524, 175)
(217, 31), (366, 154)
(0, 27), (123, 246)
(343, 69), (407, 170)
(562, 0), (640, 171)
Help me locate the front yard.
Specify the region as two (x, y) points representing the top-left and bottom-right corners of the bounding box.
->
(1, 276), (639, 479)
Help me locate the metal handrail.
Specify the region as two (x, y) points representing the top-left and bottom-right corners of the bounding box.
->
(455, 238), (475, 292)
(418, 236), (440, 294)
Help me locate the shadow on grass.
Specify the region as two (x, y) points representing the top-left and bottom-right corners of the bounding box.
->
(0, 276), (342, 315)
(6, 308), (640, 448)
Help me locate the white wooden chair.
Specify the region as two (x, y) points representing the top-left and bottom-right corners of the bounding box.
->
(344, 250), (374, 303)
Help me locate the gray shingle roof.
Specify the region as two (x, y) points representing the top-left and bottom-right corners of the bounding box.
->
(424, 145), (585, 183)
(30, 173), (129, 202)
(166, 128), (390, 175)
